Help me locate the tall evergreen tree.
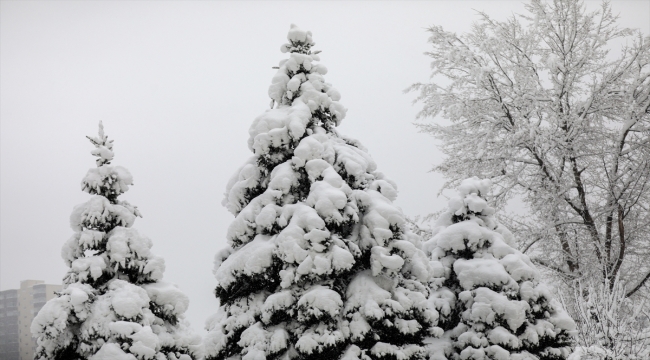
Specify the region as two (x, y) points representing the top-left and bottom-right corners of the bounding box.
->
(204, 25), (439, 360)
(31, 123), (200, 360)
(423, 178), (576, 360)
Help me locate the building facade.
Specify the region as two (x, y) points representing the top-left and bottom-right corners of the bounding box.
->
(0, 289), (19, 360)
(0, 280), (61, 360)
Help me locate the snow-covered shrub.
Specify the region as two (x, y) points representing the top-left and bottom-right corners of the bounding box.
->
(204, 25), (439, 360)
(565, 277), (649, 360)
(423, 178), (576, 360)
(31, 123), (201, 360)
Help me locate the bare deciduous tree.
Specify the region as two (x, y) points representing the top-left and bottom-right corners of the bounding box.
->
(410, 0), (650, 301)
(562, 276), (649, 359)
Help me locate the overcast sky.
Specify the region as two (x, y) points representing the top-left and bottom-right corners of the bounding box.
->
(2, 0), (648, 334)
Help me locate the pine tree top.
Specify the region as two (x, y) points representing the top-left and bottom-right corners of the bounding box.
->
(267, 24), (346, 129)
(281, 24), (315, 55)
(80, 122), (136, 205)
(87, 121), (115, 166)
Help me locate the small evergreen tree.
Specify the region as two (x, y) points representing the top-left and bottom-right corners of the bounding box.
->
(204, 25), (439, 360)
(31, 122), (200, 360)
(423, 178), (576, 360)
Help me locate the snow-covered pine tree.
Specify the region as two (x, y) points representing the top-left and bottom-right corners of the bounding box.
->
(204, 25), (439, 360)
(31, 122), (200, 360)
(423, 178), (576, 360)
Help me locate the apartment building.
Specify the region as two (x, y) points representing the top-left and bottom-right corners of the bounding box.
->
(0, 280), (61, 360)
(0, 288), (19, 360)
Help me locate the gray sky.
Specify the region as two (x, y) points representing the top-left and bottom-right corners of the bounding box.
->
(2, 0), (648, 334)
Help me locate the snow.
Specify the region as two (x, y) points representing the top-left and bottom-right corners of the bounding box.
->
(330, 245), (355, 272)
(333, 142), (376, 184)
(143, 282), (190, 315)
(142, 256), (165, 281)
(475, 288), (530, 330)
(82, 165), (133, 197)
(457, 329), (487, 348)
(238, 323), (291, 360)
(340, 345), (363, 360)
(500, 253), (538, 282)
(287, 24), (313, 44)
(255, 204), (280, 230)
(459, 346), (485, 359)
(295, 324), (344, 355)
(31, 283), (94, 339)
(215, 235), (275, 290)
(248, 103), (311, 155)
(306, 179), (349, 223)
(70, 195), (136, 232)
(108, 227), (152, 261)
(297, 255), (320, 277)
(345, 271), (393, 321)
(369, 179), (398, 202)
(297, 285), (343, 320)
(488, 326), (521, 353)
(222, 157), (262, 215)
(371, 246), (405, 275)
(109, 321), (142, 337)
(109, 280), (150, 319)
(90, 343), (137, 360)
(205, 292), (267, 357)
(275, 205), (327, 267)
(464, 193), (488, 213)
(69, 285), (90, 307)
(261, 290), (294, 323)
(79, 229), (105, 248)
(129, 326), (159, 358)
(269, 28), (347, 125)
(227, 196), (272, 246)
(547, 298), (577, 331)
(492, 224), (515, 248)
(71, 255), (107, 281)
(85, 122), (115, 167)
(356, 190), (404, 248)
(446, 178), (496, 219)
(457, 177), (491, 198)
(370, 342), (423, 360)
(397, 318), (423, 335)
(424, 221), (502, 256)
(424, 337), (454, 360)
(453, 258), (515, 290)
(304, 159), (330, 181)
(390, 240), (431, 282)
